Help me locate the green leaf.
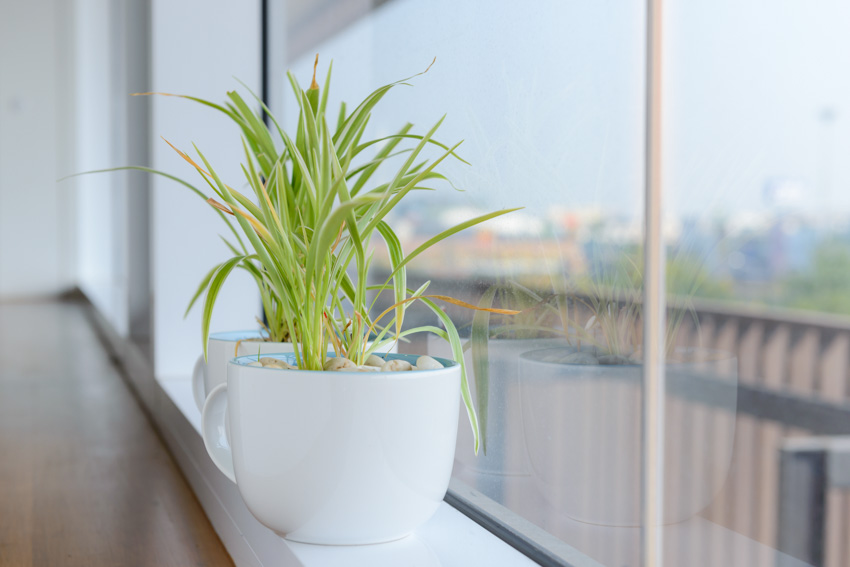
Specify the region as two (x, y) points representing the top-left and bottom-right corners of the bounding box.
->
(386, 208), (522, 281)
(201, 255), (251, 361)
(418, 296), (480, 454)
(375, 221), (406, 338)
(131, 92), (245, 124)
(184, 263), (219, 318)
(470, 286), (498, 456)
(352, 133), (470, 166)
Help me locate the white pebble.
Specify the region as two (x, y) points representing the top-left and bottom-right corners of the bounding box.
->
(380, 359), (413, 372)
(323, 357), (357, 371)
(258, 357), (295, 369)
(364, 354), (386, 367)
(355, 365), (379, 372)
(415, 355), (442, 370)
(247, 361), (263, 367)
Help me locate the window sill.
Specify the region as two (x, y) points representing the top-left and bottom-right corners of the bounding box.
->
(86, 299), (813, 567)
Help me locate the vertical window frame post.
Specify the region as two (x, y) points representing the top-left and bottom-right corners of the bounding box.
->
(642, 0), (666, 565)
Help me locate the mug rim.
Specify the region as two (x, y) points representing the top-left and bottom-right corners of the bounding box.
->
(209, 330), (271, 342)
(228, 351), (459, 375)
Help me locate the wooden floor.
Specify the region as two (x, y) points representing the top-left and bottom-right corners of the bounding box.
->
(0, 301), (233, 566)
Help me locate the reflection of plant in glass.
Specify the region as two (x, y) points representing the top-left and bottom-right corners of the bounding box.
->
(468, 249), (706, 451)
(558, 249), (705, 359)
(465, 280), (566, 454)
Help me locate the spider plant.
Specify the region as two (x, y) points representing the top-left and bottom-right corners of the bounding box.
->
(67, 57), (520, 453)
(171, 58), (520, 454)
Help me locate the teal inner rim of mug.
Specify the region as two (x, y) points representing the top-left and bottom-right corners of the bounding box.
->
(230, 352), (457, 371)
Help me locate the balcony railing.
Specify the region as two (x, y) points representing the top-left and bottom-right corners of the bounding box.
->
(382, 272), (850, 567)
(682, 298), (850, 567)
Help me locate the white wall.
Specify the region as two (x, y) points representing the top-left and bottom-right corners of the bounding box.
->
(73, 0), (124, 330)
(0, 0), (75, 297)
(0, 0), (265, 377)
(150, 0), (262, 379)
(0, 0), (141, 336)
(51, 0), (151, 339)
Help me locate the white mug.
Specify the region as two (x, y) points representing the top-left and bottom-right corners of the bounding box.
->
(202, 352), (460, 545)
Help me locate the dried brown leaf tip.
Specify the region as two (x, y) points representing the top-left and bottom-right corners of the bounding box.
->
(311, 54), (320, 90)
(162, 137), (211, 176)
(429, 295), (520, 315)
(424, 57), (436, 74)
(206, 198), (233, 215)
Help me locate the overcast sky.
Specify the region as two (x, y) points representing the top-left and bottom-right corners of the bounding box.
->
(282, 0), (850, 222)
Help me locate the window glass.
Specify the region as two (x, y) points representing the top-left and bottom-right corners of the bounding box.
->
(279, 1), (646, 563)
(56, 0), (847, 556)
(278, 1), (850, 564)
(663, 1), (850, 566)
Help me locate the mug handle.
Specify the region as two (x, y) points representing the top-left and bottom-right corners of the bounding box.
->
(202, 383), (236, 483)
(192, 355), (207, 412)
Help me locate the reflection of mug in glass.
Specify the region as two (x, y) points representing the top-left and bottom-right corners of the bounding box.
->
(202, 353), (461, 545)
(429, 336), (567, 472)
(428, 335), (561, 503)
(519, 347), (738, 526)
